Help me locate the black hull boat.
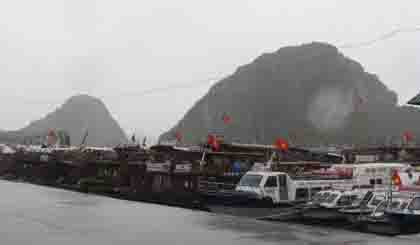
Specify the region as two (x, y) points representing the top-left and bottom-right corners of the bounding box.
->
(203, 190), (287, 218)
(340, 208), (375, 226)
(361, 195), (420, 235)
(208, 205), (286, 218)
(361, 215), (402, 236)
(202, 190), (267, 207)
(385, 211), (420, 234)
(301, 206), (346, 222)
(257, 203), (311, 222)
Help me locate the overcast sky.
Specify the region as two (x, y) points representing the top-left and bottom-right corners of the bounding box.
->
(0, 0), (419, 139)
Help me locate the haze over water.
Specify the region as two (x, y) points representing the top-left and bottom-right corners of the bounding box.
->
(0, 180), (418, 244)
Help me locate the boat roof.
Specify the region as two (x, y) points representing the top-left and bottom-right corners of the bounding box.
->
(82, 147), (115, 152)
(245, 171), (286, 176)
(334, 162), (411, 169)
(52, 147), (80, 151)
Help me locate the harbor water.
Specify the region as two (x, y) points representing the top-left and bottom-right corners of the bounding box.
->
(0, 180), (419, 245)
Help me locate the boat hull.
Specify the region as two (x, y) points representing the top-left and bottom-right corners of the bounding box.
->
(361, 217), (401, 236)
(258, 207), (304, 222)
(201, 190), (271, 207)
(301, 207), (345, 221)
(385, 212), (420, 234)
(340, 208), (374, 226)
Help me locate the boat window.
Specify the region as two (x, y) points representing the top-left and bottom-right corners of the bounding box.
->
(390, 201), (400, 209)
(376, 179), (383, 185)
(375, 201), (388, 213)
(310, 188), (322, 199)
(350, 195), (363, 205)
(408, 197), (420, 211)
(325, 193), (339, 203)
(265, 176), (277, 187)
(295, 188), (309, 200)
(337, 195), (356, 206)
(399, 202), (409, 210)
(312, 192), (323, 202)
(238, 174), (263, 187)
(278, 175), (287, 186)
(313, 192), (329, 203)
(370, 196), (385, 206)
(337, 196), (350, 206)
(320, 192), (330, 201)
(360, 191), (374, 206)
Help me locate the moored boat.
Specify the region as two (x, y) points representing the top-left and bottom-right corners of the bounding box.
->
(383, 193), (420, 234)
(361, 194), (414, 235)
(300, 189), (367, 222)
(339, 190), (385, 225)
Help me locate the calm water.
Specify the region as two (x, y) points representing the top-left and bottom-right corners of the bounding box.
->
(0, 180), (418, 245)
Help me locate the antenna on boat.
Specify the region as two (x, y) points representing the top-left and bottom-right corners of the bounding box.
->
(388, 168), (394, 207)
(80, 129), (89, 147)
(200, 151), (206, 167)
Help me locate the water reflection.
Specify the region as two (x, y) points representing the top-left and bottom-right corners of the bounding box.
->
(0, 180), (418, 245)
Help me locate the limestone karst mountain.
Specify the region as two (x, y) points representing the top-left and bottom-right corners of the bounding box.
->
(161, 42), (420, 146)
(0, 95), (127, 147)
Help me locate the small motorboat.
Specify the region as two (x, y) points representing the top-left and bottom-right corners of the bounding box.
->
(361, 194), (414, 235)
(339, 190), (386, 225)
(258, 190), (333, 222)
(301, 189), (367, 222)
(383, 194), (420, 234)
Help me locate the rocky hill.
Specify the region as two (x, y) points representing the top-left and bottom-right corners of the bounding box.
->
(0, 95), (128, 147)
(161, 42), (420, 146)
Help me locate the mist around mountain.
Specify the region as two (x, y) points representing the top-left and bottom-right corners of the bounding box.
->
(161, 42), (420, 146)
(0, 95), (128, 147)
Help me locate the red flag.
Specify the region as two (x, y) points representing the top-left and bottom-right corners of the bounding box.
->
(175, 131), (182, 142)
(392, 170), (402, 187)
(403, 131), (414, 143)
(275, 138), (289, 151)
(207, 134), (220, 151)
(47, 129), (57, 146)
(222, 113), (232, 124)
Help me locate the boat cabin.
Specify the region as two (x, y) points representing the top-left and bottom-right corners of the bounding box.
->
(342, 147), (420, 165)
(235, 171), (353, 204)
(317, 189), (366, 209)
(235, 162), (418, 204)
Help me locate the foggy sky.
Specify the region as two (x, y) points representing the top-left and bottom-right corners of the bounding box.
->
(0, 0), (419, 139)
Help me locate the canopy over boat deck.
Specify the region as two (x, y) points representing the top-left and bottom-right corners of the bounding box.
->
(342, 146), (420, 166)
